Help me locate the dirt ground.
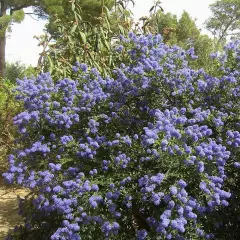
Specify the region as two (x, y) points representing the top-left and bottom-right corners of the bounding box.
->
(0, 176), (29, 240)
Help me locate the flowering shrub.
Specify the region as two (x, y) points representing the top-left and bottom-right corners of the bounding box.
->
(3, 33), (240, 239)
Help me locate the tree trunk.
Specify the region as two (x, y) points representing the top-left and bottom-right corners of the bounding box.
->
(0, 1), (6, 79)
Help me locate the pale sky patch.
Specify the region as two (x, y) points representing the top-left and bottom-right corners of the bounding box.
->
(6, 0), (215, 67)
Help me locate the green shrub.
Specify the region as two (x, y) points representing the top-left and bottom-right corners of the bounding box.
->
(0, 80), (21, 170)
(3, 34), (240, 239)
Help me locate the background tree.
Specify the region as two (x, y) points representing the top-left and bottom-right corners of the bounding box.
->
(152, 12), (178, 45)
(5, 61), (36, 83)
(37, 0), (134, 79)
(5, 61), (26, 82)
(176, 12), (216, 71)
(189, 34), (215, 71)
(36, 0), (115, 39)
(176, 11), (200, 47)
(0, 0), (29, 78)
(146, 10), (216, 71)
(0, 0), (116, 79)
(205, 0), (240, 45)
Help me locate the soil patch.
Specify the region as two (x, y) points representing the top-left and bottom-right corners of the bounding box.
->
(0, 176), (29, 240)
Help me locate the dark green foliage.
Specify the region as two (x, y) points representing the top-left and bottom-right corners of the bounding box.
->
(5, 62), (38, 84)
(0, 80), (21, 169)
(40, 0), (115, 39)
(38, 1), (134, 79)
(146, 10), (217, 71)
(5, 62), (26, 83)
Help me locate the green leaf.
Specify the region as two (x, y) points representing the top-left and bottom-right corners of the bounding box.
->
(118, 25), (125, 34)
(63, 68), (67, 78)
(143, 20), (150, 28)
(98, 38), (103, 51)
(103, 6), (111, 19)
(117, 1), (125, 9)
(47, 56), (53, 74)
(95, 62), (102, 72)
(100, 27), (105, 38)
(109, 55), (113, 66)
(149, 6), (155, 12)
(71, 2), (75, 12)
(80, 32), (87, 44)
(103, 39), (110, 51)
(74, 12), (82, 21)
(57, 26), (63, 34)
(71, 24), (77, 34)
(105, 18), (112, 32)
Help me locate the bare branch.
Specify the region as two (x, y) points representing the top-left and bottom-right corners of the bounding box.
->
(25, 12), (39, 21)
(25, 12), (41, 16)
(228, 32), (240, 35)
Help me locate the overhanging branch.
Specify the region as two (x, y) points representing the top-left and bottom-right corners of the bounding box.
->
(10, 0), (39, 12)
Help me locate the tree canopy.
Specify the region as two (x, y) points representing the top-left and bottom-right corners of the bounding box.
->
(205, 0), (240, 44)
(146, 10), (216, 71)
(0, 0), (118, 78)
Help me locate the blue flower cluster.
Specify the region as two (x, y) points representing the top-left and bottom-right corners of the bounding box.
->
(3, 33), (240, 239)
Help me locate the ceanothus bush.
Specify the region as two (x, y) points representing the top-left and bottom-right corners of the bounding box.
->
(3, 33), (240, 239)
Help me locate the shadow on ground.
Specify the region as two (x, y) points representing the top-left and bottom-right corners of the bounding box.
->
(0, 176), (29, 240)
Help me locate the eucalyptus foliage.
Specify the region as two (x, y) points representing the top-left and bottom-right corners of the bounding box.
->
(36, 0), (134, 79)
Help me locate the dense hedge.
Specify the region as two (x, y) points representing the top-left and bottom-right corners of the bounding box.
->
(0, 80), (21, 170)
(3, 33), (240, 239)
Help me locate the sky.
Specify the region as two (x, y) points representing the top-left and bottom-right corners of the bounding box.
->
(6, 0), (215, 67)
